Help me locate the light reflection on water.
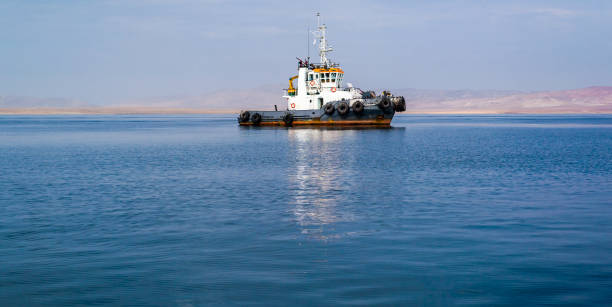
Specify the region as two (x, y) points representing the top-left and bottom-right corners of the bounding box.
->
(287, 129), (358, 240)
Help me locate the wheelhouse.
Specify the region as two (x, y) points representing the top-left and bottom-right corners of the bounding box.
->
(307, 68), (344, 89)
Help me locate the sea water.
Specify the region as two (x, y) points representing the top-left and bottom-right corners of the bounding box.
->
(1, 115), (611, 305)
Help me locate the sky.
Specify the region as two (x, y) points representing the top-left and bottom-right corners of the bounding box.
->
(1, 0), (611, 104)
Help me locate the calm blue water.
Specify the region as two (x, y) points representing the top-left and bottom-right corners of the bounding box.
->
(1, 115), (611, 306)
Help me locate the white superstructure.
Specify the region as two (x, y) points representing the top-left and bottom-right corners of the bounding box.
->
(283, 13), (363, 111)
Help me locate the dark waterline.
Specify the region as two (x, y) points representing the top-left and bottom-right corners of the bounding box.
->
(1, 115), (611, 305)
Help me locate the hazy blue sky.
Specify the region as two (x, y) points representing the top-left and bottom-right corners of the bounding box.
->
(1, 0), (611, 104)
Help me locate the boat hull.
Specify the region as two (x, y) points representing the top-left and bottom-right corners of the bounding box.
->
(238, 105), (395, 127)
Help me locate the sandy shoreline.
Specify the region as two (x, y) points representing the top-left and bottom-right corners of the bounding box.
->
(1, 107), (611, 115)
(0, 108), (239, 115)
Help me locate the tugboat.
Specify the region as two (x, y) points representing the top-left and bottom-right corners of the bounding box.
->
(238, 13), (406, 127)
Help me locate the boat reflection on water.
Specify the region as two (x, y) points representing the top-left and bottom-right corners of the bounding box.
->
(286, 128), (359, 240)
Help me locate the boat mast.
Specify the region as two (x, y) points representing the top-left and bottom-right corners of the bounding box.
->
(313, 12), (333, 66)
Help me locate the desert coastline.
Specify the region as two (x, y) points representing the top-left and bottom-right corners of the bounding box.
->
(3, 86), (610, 115)
(0, 107), (236, 115)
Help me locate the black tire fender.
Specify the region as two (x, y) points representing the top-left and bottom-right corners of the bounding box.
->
(352, 101), (364, 114)
(239, 111), (250, 122)
(323, 103), (335, 115)
(251, 113), (262, 125)
(337, 102), (349, 116)
(395, 97), (406, 112)
(378, 96), (391, 110)
(283, 113), (294, 126)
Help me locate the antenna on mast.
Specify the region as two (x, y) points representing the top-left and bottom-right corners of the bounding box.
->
(307, 25), (310, 60)
(312, 12), (333, 66)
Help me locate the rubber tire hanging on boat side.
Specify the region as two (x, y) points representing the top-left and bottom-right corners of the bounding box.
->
(283, 113), (294, 126)
(378, 96), (391, 110)
(324, 103), (335, 115)
(394, 97), (406, 112)
(251, 113), (262, 125)
(337, 102), (349, 116)
(352, 101), (364, 114)
(239, 111), (250, 122)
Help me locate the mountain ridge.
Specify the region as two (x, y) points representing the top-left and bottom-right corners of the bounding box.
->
(1, 86), (611, 114)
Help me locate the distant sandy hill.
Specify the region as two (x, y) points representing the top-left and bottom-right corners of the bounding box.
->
(0, 96), (88, 108)
(395, 86), (612, 113)
(1, 86), (611, 114)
